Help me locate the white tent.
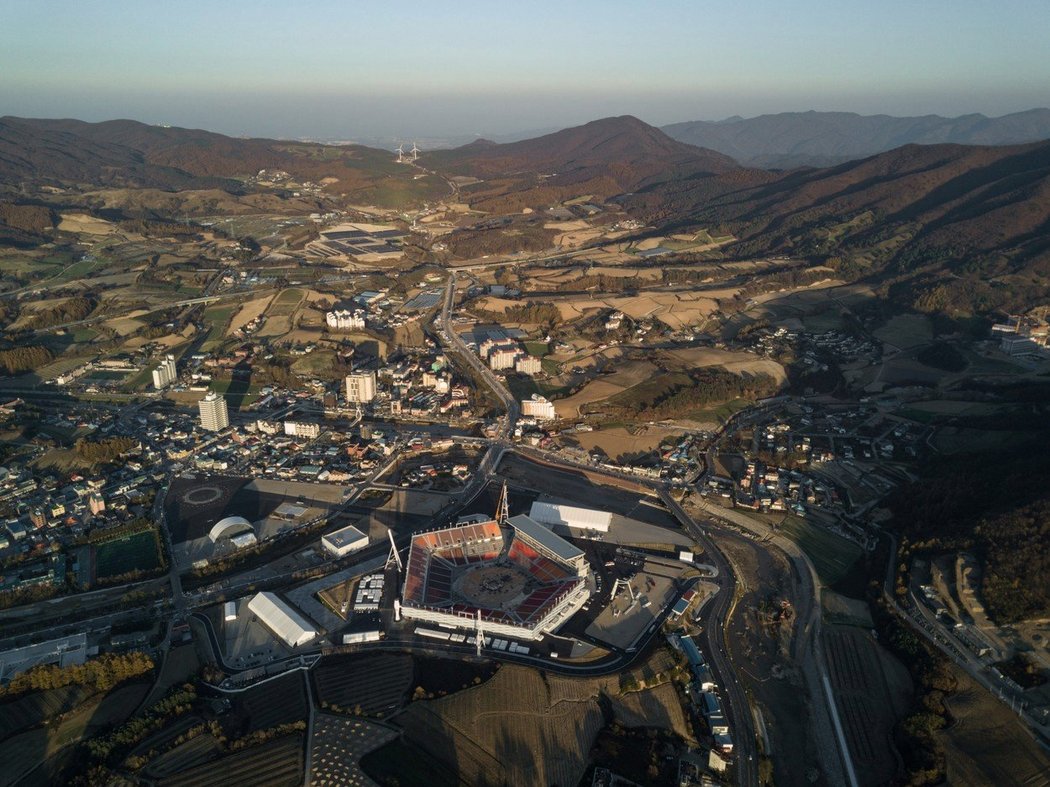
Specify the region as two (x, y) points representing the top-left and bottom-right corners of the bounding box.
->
(247, 592), (316, 648)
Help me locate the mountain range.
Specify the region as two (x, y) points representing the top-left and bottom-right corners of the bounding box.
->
(2, 113), (1049, 314)
(662, 109), (1050, 168)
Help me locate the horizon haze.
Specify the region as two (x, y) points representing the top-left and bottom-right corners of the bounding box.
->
(2, 0), (1049, 140)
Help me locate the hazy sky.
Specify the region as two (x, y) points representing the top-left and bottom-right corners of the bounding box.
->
(2, 0), (1048, 140)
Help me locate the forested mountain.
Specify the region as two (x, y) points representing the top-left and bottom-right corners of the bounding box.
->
(0, 116), (437, 203)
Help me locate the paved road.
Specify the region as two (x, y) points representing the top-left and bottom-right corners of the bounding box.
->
(438, 273), (519, 437)
(660, 491), (759, 787)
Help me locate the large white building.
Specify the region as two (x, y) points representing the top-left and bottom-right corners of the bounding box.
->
(521, 394), (556, 421)
(529, 501), (612, 534)
(284, 421), (322, 439)
(198, 391), (229, 431)
(345, 370), (377, 404)
(326, 309), (366, 331)
(247, 592), (317, 648)
(152, 354), (177, 390)
(321, 524), (369, 557)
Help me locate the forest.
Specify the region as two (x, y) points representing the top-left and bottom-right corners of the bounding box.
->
(889, 440), (1050, 622)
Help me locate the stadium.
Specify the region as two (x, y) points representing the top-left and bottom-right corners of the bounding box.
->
(399, 497), (591, 641)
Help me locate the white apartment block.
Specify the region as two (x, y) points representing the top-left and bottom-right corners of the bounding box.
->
(515, 355), (542, 375)
(489, 348), (521, 370)
(521, 394), (556, 421)
(326, 309), (366, 331)
(345, 370), (377, 403)
(198, 391), (229, 432)
(152, 354), (177, 390)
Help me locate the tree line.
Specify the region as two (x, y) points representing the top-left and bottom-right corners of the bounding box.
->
(73, 436), (138, 465)
(0, 651), (154, 699)
(0, 345), (53, 375)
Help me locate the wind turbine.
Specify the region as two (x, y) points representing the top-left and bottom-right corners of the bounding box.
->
(410, 142), (420, 162)
(395, 144), (404, 163)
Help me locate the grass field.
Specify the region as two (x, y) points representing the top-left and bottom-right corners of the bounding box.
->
(201, 304), (237, 350)
(267, 288), (304, 316)
(94, 529), (162, 580)
(777, 515), (863, 586)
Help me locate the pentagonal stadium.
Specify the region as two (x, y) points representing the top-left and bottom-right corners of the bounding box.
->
(400, 513), (591, 640)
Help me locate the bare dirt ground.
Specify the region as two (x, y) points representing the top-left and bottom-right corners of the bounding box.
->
(227, 294), (274, 335)
(938, 667), (1050, 787)
(662, 347), (787, 384)
(569, 425), (686, 458)
(554, 380), (628, 418)
(715, 531), (833, 785)
(56, 213), (119, 235)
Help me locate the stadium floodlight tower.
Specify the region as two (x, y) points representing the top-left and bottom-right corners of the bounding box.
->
(396, 144), (404, 163)
(410, 142), (420, 162)
(496, 482), (510, 527)
(475, 609), (483, 657)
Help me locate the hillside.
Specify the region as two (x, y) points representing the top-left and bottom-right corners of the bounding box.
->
(423, 116), (737, 210)
(0, 116), (444, 206)
(627, 140), (1050, 314)
(663, 109), (1050, 168)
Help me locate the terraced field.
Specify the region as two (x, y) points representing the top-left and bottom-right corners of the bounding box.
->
(157, 733), (304, 787)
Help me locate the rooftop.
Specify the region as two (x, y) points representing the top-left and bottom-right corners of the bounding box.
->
(507, 514), (584, 562)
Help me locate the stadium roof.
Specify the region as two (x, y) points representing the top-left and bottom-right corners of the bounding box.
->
(508, 514), (584, 562)
(529, 501), (612, 531)
(247, 592), (317, 648)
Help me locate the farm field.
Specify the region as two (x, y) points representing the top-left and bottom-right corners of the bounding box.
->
(661, 346), (787, 385)
(93, 528), (162, 581)
(823, 625), (911, 786)
(937, 667), (1050, 786)
(873, 313), (934, 350)
(229, 672), (307, 733)
(397, 665), (605, 787)
(0, 682), (149, 787)
(312, 653), (413, 716)
(201, 304), (237, 349)
(0, 685), (92, 742)
(156, 733), (304, 787)
(776, 515), (863, 586)
(567, 425), (686, 460)
(267, 288), (305, 316)
(226, 294), (274, 335)
(143, 731), (222, 780)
